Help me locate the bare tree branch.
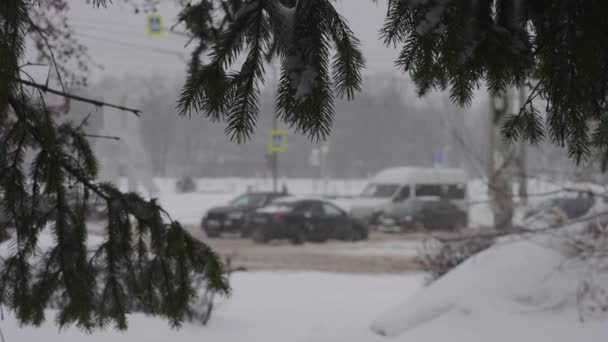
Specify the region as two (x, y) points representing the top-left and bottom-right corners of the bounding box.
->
(16, 78), (141, 116)
(516, 81), (542, 116)
(19, 62), (47, 68)
(431, 210), (608, 243)
(28, 19), (66, 93)
(82, 133), (121, 141)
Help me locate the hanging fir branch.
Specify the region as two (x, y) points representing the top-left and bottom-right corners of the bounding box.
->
(177, 0), (366, 141)
(0, 0), (229, 331)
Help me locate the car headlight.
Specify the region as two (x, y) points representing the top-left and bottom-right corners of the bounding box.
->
(228, 212), (243, 220)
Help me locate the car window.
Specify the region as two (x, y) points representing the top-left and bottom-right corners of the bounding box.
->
(361, 183), (400, 198)
(415, 184), (443, 197)
(322, 203), (344, 217)
(229, 193), (268, 208)
(538, 198), (560, 210)
(268, 194), (285, 203)
(393, 186), (411, 202)
(560, 198), (592, 218)
(445, 184), (466, 199)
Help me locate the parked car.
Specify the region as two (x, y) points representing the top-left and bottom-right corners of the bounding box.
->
(202, 191), (289, 237)
(378, 199), (468, 232)
(523, 194), (595, 223)
(248, 197), (369, 244)
(341, 167), (467, 226)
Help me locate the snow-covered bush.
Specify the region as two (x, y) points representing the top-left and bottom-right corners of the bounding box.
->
(176, 176), (197, 193)
(415, 237), (493, 283)
(561, 219), (608, 321)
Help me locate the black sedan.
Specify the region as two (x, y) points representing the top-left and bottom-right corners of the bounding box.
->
(378, 199), (468, 232)
(202, 191), (288, 237)
(248, 198), (369, 244)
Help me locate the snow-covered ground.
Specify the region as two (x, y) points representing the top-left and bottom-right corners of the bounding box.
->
(2, 272), (423, 342)
(371, 200), (608, 341)
(370, 237), (608, 341)
(3, 176), (606, 341)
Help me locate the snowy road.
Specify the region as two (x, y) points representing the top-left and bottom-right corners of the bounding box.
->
(185, 230), (424, 274)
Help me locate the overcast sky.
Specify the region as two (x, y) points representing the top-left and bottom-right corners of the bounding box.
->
(46, 0), (398, 82)
(23, 0), (487, 117)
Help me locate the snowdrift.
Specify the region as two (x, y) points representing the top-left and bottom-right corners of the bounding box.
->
(371, 207), (608, 340)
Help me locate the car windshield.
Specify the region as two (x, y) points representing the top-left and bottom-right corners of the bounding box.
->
(229, 193), (268, 208)
(361, 183), (400, 198)
(536, 198), (565, 211)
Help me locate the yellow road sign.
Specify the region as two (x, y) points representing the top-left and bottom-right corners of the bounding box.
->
(146, 13), (164, 36)
(267, 130), (287, 153)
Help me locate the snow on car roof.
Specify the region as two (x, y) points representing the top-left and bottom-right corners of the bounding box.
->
(270, 196), (325, 204)
(372, 167), (466, 184)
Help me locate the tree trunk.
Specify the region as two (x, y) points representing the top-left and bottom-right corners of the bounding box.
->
(488, 91), (514, 232)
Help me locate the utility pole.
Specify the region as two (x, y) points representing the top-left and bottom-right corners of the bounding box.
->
(517, 86), (528, 206)
(320, 142), (329, 195)
(272, 118), (278, 193)
(271, 63), (279, 193)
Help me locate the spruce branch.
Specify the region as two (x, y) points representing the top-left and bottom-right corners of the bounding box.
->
(3, 92), (228, 329)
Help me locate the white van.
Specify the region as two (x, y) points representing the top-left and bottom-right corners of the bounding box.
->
(344, 167), (467, 222)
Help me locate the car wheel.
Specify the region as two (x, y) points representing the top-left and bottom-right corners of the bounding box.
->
(252, 227), (269, 243)
(239, 225), (252, 238)
(289, 227), (307, 245)
(351, 223), (368, 241)
(453, 217), (467, 231)
(412, 220), (425, 232)
(205, 230), (220, 238)
(350, 231), (364, 241)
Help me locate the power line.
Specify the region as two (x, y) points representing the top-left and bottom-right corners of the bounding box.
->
(73, 31), (188, 59)
(71, 21), (191, 39)
(69, 17), (147, 31)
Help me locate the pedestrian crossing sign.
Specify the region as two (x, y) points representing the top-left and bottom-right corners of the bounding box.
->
(268, 130), (287, 153)
(147, 13), (164, 36)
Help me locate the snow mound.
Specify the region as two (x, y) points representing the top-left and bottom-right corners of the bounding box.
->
(371, 221), (608, 338)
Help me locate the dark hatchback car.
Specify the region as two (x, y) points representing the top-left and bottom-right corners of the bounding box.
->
(202, 191), (288, 237)
(523, 195), (595, 221)
(248, 198), (369, 244)
(378, 199), (468, 232)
